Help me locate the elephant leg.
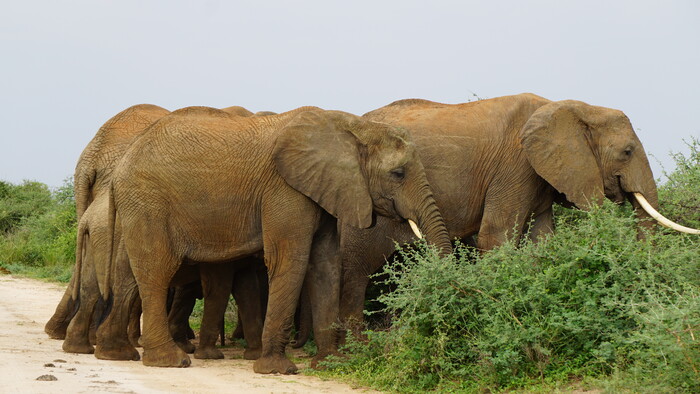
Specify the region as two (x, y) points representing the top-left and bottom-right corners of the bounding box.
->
(63, 235), (98, 354)
(338, 274), (370, 343)
(127, 232), (189, 367)
(527, 207), (554, 243)
(339, 218), (405, 342)
(232, 258), (265, 360)
(45, 267), (78, 339)
(168, 283), (199, 354)
(194, 263), (234, 360)
(95, 240), (141, 361)
(128, 296), (142, 348)
(230, 311), (244, 340)
(477, 195), (531, 251)
(291, 285), (312, 349)
(253, 207), (316, 375)
(306, 217), (342, 368)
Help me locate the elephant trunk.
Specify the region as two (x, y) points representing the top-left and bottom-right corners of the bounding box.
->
(408, 184), (453, 256)
(620, 149), (700, 235)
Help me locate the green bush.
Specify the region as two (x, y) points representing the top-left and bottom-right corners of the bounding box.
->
(0, 178), (76, 280)
(320, 139), (700, 392)
(0, 180), (53, 233)
(659, 137), (700, 230)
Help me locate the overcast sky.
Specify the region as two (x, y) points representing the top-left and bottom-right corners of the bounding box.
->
(1, 1), (698, 187)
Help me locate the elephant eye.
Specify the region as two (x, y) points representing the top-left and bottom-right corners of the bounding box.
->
(390, 167), (405, 180)
(623, 147), (633, 159)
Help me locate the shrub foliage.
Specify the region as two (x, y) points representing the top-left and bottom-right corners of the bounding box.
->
(0, 178), (76, 280)
(323, 139), (700, 392)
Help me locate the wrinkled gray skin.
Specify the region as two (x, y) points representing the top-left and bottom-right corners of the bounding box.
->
(340, 93), (661, 334)
(105, 106), (451, 374)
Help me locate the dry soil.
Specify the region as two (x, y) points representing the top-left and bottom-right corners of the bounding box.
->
(0, 274), (378, 394)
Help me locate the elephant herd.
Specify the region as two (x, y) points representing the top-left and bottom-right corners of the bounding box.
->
(43, 93), (699, 375)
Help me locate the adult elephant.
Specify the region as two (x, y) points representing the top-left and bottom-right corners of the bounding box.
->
(339, 93), (700, 333)
(46, 104), (266, 359)
(102, 106), (452, 374)
(44, 104), (171, 350)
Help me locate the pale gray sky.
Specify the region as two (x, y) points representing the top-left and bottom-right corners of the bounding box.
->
(1, 1), (698, 187)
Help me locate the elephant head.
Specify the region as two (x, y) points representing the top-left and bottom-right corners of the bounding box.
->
(521, 100), (699, 234)
(273, 110), (453, 253)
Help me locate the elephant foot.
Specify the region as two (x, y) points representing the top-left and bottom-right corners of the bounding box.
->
(95, 343), (141, 361)
(44, 320), (68, 340)
(253, 355), (298, 374)
(175, 340), (196, 354)
(62, 339), (94, 354)
(193, 346), (224, 360)
(142, 342), (191, 367)
(243, 347), (261, 360)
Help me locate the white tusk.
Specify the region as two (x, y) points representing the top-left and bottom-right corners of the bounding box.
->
(633, 192), (700, 234)
(408, 219), (423, 239)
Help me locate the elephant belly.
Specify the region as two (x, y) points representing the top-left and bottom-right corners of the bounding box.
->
(173, 205), (265, 263)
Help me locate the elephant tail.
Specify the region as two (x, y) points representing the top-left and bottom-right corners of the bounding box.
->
(70, 215), (89, 301)
(74, 166), (96, 222)
(101, 183), (117, 303)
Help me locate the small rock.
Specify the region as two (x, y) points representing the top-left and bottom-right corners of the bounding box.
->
(53, 359), (67, 363)
(67, 368), (76, 371)
(44, 363), (55, 368)
(36, 375), (57, 381)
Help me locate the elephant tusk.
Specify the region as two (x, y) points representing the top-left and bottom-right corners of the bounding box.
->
(408, 219), (423, 239)
(633, 192), (700, 235)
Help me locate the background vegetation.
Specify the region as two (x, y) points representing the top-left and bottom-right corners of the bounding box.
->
(0, 178), (76, 281)
(1, 138), (698, 392)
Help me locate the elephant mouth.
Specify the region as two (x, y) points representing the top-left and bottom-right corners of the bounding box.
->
(606, 176), (627, 204)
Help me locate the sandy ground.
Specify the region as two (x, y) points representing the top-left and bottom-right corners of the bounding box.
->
(0, 274), (378, 394)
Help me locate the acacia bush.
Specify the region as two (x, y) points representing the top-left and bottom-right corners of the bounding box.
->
(0, 178), (76, 280)
(322, 139), (700, 392)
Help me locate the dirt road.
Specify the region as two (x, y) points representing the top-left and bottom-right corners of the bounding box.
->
(0, 274), (376, 393)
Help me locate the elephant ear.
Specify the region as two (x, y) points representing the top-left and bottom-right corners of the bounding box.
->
(273, 110), (373, 228)
(520, 101), (605, 210)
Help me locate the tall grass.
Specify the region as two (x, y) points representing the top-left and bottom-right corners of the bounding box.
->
(318, 139), (700, 392)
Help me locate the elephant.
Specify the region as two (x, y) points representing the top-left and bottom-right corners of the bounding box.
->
(46, 103), (269, 360)
(44, 104), (171, 352)
(101, 106), (452, 374)
(339, 93), (700, 334)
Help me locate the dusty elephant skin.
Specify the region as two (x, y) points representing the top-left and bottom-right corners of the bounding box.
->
(46, 104), (268, 362)
(44, 104), (171, 356)
(339, 92), (689, 333)
(105, 106), (451, 374)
